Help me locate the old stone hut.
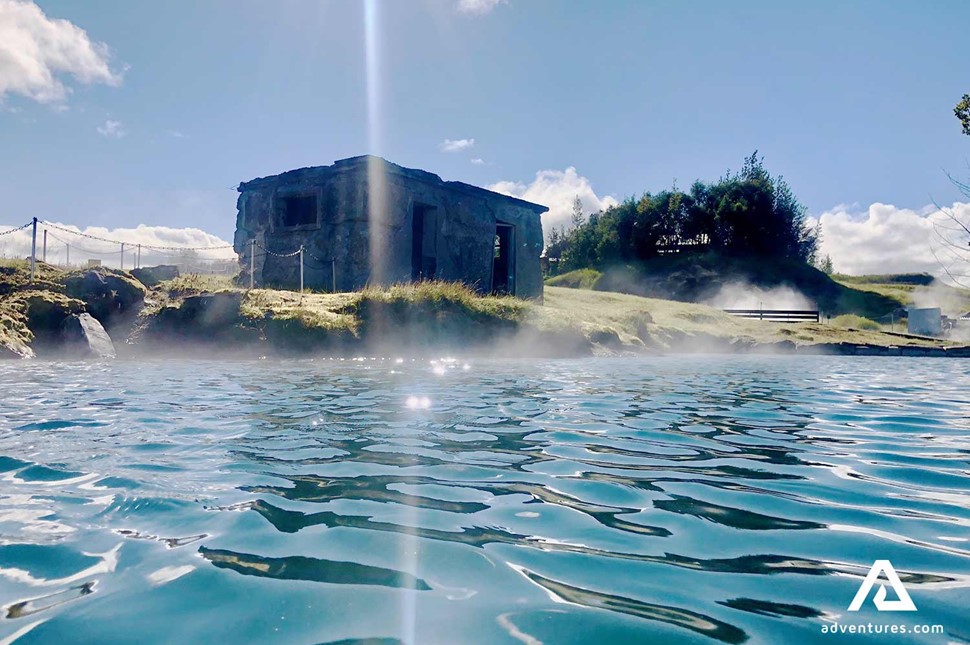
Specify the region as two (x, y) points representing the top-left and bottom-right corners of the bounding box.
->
(233, 156), (547, 298)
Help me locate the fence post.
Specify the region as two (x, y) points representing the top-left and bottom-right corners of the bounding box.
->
(120, 242), (125, 271)
(332, 258), (336, 293)
(42, 229), (47, 263)
(136, 244), (141, 269)
(299, 246), (304, 294)
(249, 239), (255, 290)
(66, 243), (70, 267)
(29, 217), (37, 283)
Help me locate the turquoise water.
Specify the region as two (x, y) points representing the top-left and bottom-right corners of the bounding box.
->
(0, 357), (968, 644)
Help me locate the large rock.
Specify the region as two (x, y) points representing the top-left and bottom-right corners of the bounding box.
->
(18, 291), (86, 351)
(63, 269), (147, 328)
(139, 292), (257, 348)
(60, 313), (116, 359)
(0, 336), (34, 359)
(131, 265), (179, 288)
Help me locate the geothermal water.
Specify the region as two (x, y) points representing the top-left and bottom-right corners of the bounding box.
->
(0, 357), (968, 643)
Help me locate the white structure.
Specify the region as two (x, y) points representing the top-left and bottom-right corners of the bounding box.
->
(908, 307), (942, 336)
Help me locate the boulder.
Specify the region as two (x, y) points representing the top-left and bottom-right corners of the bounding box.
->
(60, 313), (116, 359)
(19, 291), (86, 350)
(0, 337), (33, 359)
(141, 292), (254, 346)
(63, 269), (147, 328)
(131, 265), (179, 288)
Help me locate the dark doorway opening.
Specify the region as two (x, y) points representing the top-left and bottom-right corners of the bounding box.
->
(491, 223), (514, 295)
(411, 203), (438, 281)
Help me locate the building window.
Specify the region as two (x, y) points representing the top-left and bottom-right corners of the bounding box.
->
(280, 195), (318, 227)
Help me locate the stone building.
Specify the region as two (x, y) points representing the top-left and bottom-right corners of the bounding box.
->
(233, 156), (547, 298)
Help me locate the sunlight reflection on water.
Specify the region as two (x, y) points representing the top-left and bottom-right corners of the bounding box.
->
(0, 356), (968, 643)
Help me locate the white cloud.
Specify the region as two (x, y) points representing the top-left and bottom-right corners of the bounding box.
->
(0, 221), (236, 269)
(488, 167), (618, 233)
(167, 129), (186, 139)
(96, 118), (124, 138)
(470, 157), (485, 165)
(457, 0), (506, 15)
(0, 0), (122, 104)
(439, 138), (475, 153)
(815, 201), (970, 279)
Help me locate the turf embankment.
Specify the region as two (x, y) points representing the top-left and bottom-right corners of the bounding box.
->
(544, 254), (932, 319)
(2, 259), (968, 359)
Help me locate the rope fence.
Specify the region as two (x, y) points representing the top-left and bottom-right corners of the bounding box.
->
(2, 218), (239, 283)
(3, 218), (338, 293)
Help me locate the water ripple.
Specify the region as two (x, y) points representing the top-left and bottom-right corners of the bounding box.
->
(0, 356), (968, 643)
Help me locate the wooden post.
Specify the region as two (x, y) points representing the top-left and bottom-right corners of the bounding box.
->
(299, 246), (304, 294)
(332, 258), (336, 293)
(66, 243), (70, 267)
(42, 229), (47, 263)
(249, 239), (255, 290)
(136, 244), (141, 269)
(120, 242), (125, 271)
(29, 217), (37, 283)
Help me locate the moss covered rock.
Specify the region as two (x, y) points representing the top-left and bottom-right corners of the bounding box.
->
(63, 268), (147, 327)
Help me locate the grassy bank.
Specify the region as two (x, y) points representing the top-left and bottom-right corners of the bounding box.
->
(145, 279), (965, 356)
(543, 256), (921, 319)
(2, 258), (967, 359)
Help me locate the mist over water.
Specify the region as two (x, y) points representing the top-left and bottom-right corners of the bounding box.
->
(0, 357), (968, 643)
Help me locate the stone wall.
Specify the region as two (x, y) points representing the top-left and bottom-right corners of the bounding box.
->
(233, 157), (546, 298)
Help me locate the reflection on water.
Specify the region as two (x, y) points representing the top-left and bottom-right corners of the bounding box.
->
(0, 357), (968, 643)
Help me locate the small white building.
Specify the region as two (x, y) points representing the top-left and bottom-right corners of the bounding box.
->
(908, 307), (942, 336)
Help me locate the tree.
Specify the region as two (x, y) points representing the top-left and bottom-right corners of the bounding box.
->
(554, 152), (817, 270)
(570, 196), (585, 227)
(956, 94), (970, 136)
(933, 95), (970, 286)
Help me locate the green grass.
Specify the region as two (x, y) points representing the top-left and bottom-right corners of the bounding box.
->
(572, 254), (906, 319)
(159, 273), (236, 296)
(357, 281), (526, 320)
(830, 314), (882, 331)
(545, 268), (603, 290)
(535, 286), (954, 350)
(832, 273), (970, 315)
(835, 273), (934, 286)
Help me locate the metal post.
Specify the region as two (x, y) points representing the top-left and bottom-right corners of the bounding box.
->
(66, 243), (70, 267)
(136, 244), (141, 269)
(42, 229), (47, 263)
(29, 217), (37, 283)
(299, 246), (304, 294)
(120, 242), (125, 271)
(332, 258), (336, 293)
(249, 239), (255, 290)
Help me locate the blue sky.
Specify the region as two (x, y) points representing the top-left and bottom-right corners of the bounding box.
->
(1, 0), (969, 273)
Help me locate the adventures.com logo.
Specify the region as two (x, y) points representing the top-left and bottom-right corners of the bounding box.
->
(820, 560), (944, 637)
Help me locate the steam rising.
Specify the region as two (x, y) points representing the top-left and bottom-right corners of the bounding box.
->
(911, 280), (969, 316)
(702, 282), (814, 311)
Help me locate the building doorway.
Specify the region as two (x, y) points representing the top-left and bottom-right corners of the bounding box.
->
(411, 203), (437, 280)
(491, 223), (515, 295)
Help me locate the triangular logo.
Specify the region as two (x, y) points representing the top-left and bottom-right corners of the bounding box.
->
(848, 560), (917, 611)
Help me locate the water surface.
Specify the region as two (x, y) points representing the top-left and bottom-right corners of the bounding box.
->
(0, 357), (968, 643)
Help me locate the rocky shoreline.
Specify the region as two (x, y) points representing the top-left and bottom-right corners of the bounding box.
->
(1, 262), (967, 360)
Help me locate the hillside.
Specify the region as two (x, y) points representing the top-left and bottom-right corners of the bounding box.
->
(545, 254), (959, 320)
